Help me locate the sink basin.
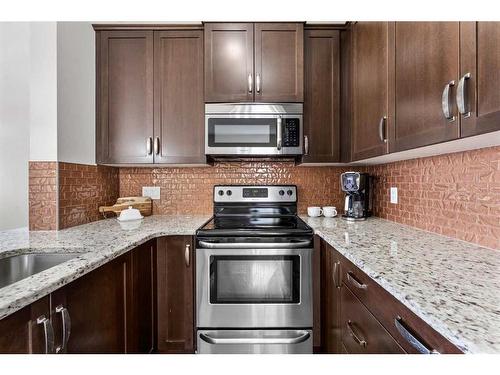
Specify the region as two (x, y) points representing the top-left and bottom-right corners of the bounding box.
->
(0, 253), (79, 289)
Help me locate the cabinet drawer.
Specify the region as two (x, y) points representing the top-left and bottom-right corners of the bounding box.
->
(340, 254), (461, 354)
(341, 285), (404, 354)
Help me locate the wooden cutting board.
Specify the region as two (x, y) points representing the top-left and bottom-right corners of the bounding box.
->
(99, 197), (153, 217)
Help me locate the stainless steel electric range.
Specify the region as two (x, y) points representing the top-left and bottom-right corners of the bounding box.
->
(195, 185), (314, 354)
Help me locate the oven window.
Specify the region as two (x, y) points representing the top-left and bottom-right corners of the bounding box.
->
(208, 118), (277, 147)
(209, 256), (300, 304)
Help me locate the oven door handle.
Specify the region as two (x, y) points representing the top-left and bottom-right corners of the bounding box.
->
(199, 331), (310, 345)
(198, 240), (311, 249)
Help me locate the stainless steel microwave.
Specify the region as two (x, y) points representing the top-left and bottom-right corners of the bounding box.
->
(205, 103), (303, 157)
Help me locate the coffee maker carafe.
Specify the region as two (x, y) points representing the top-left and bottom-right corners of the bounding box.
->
(341, 172), (372, 221)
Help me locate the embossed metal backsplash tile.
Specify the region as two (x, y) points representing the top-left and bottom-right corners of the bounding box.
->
(28, 162), (58, 230)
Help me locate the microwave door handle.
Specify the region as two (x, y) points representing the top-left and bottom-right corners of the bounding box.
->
(198, 240), (311, 249)
(277, 116), (282, 151)
(200, 331), (310, 345)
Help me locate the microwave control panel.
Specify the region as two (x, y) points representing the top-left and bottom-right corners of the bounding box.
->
(282, 118), (300, 147)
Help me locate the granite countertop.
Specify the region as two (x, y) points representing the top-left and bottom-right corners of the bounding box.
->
(0, 215), (210, 321)
(1, 214), (499, 353)
(301, 216), (500, 354)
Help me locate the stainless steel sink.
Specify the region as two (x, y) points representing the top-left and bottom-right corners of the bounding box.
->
(0, 253), (79, 289)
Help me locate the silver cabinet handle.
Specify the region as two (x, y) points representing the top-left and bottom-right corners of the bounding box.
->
(55, 305), (71, 353)
(332, 260), (341, 288)
(198, 240), (312, 249)
(441, 80), (456, 122)
(394, 316), (439, 354)
(304, 135), (309, 155)
(277, 116), (282, 151)
(184, 243), (190, 267)
(457, 72), (471, 117)
(248, 74), (253, 93)
(146, 137), (153, 155)
(200, 331), (310, 345)
(378, 116), (387, 143)
(154, 137), (160, 155)
(256, 73), (261, 94)
(346, 320), (367, 348)
(346, 271), (367, 289)
(37, 315), (55, 354)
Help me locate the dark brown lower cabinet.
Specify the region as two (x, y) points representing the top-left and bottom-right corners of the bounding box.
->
(341, 286), (404, 354)
(0, 296), (51, 354)
(321, 240), (341, 353)
(51, 240), (155, 354)
(156, 236), (195, 353)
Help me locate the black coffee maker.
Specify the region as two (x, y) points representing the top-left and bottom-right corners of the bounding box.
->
(340, 172), (373, 221)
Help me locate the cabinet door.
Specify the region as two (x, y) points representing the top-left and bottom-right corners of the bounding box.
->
(0, 296), (51, 354)
(321, 241), (342, 353)
(97, 30), (154, 164)
(392, 22), (460, 152)
(341, 286), (405, 354)
(351, 22), (393, 161)
(254, 23), (304, 102)
(460, 22), (500, 137)
(303, 29), (340, 163)
(153, 30), (205, 164)
(52, 253), (132, 353)
(204, 23), (254, 102)
(156, 236), (195, 353)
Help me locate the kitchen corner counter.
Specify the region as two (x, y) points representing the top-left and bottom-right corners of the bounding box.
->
(301, 215), (500, 354)
(0, 215), (209, 321)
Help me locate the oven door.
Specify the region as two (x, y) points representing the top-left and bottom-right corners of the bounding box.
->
(196, 246), (313, 328)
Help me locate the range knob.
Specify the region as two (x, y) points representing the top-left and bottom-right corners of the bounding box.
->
(218, 190), (224, 196)
(287, 190), (293, 196)
(279, 190), (285, 196)
(226, 190), (232, 196)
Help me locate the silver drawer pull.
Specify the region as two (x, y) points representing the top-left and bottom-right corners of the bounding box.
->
(200, 331), (310, 345)
(441, 80), (456, 122)
(304, 135), (309, 155)
(37, 315), (55, 354)
(457, 72), (471, 117)
(248, 74), (253, 93)
(346, 271), (367, 289)
(146, 137), (153, 155)
(55, 305), (71, 353)
(185, 243), (191, 267)
(378, 116), (387, 143)
(198, 240), (312, 249)
(346, 320), (367, 348)
(394, 316), (439, 354)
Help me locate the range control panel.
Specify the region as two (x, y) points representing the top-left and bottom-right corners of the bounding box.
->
(214, 185), (297, 203)
(282, 118), (300, 147)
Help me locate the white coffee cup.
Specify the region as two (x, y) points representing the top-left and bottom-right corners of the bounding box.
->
(323, 206), (337, 218)
(307, 206), (323, 217)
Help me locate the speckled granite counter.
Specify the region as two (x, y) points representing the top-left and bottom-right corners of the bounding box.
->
(301, 216), (500, 354)
(1, 215), (499, 353)
(0, 215), (209, 321)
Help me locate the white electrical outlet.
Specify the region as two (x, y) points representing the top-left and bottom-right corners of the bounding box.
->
(390, 187), (398, 204)
(142, 186), (161, 200)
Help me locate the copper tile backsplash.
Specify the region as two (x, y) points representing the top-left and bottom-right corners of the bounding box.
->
(29, 146), (499, 249)
(368, 146), (500, 249)
(119, 162), (351, 216)
(29, 162), (58, 230)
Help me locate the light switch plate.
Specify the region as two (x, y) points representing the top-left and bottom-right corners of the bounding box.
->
(390, 187), (398, 204)
(142, 186), (160, 200)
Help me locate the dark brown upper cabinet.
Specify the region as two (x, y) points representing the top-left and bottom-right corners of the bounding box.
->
(156, 236), (195, 353)
(154, 30), (205, 164)
(96, 27), (205, 165)
(204, 23), (254, 102)
(459, 22), (500, 137)
(303, 28), (340, 163)
(392, 22), (461, 152)
(351, 22), (394, 161)
(254, 23), (304, 102)
(97, 30), (154, 164)
(204, 22), (304, 103)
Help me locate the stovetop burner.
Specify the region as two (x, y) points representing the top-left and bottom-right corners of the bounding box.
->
(196, 185), (313, 238)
